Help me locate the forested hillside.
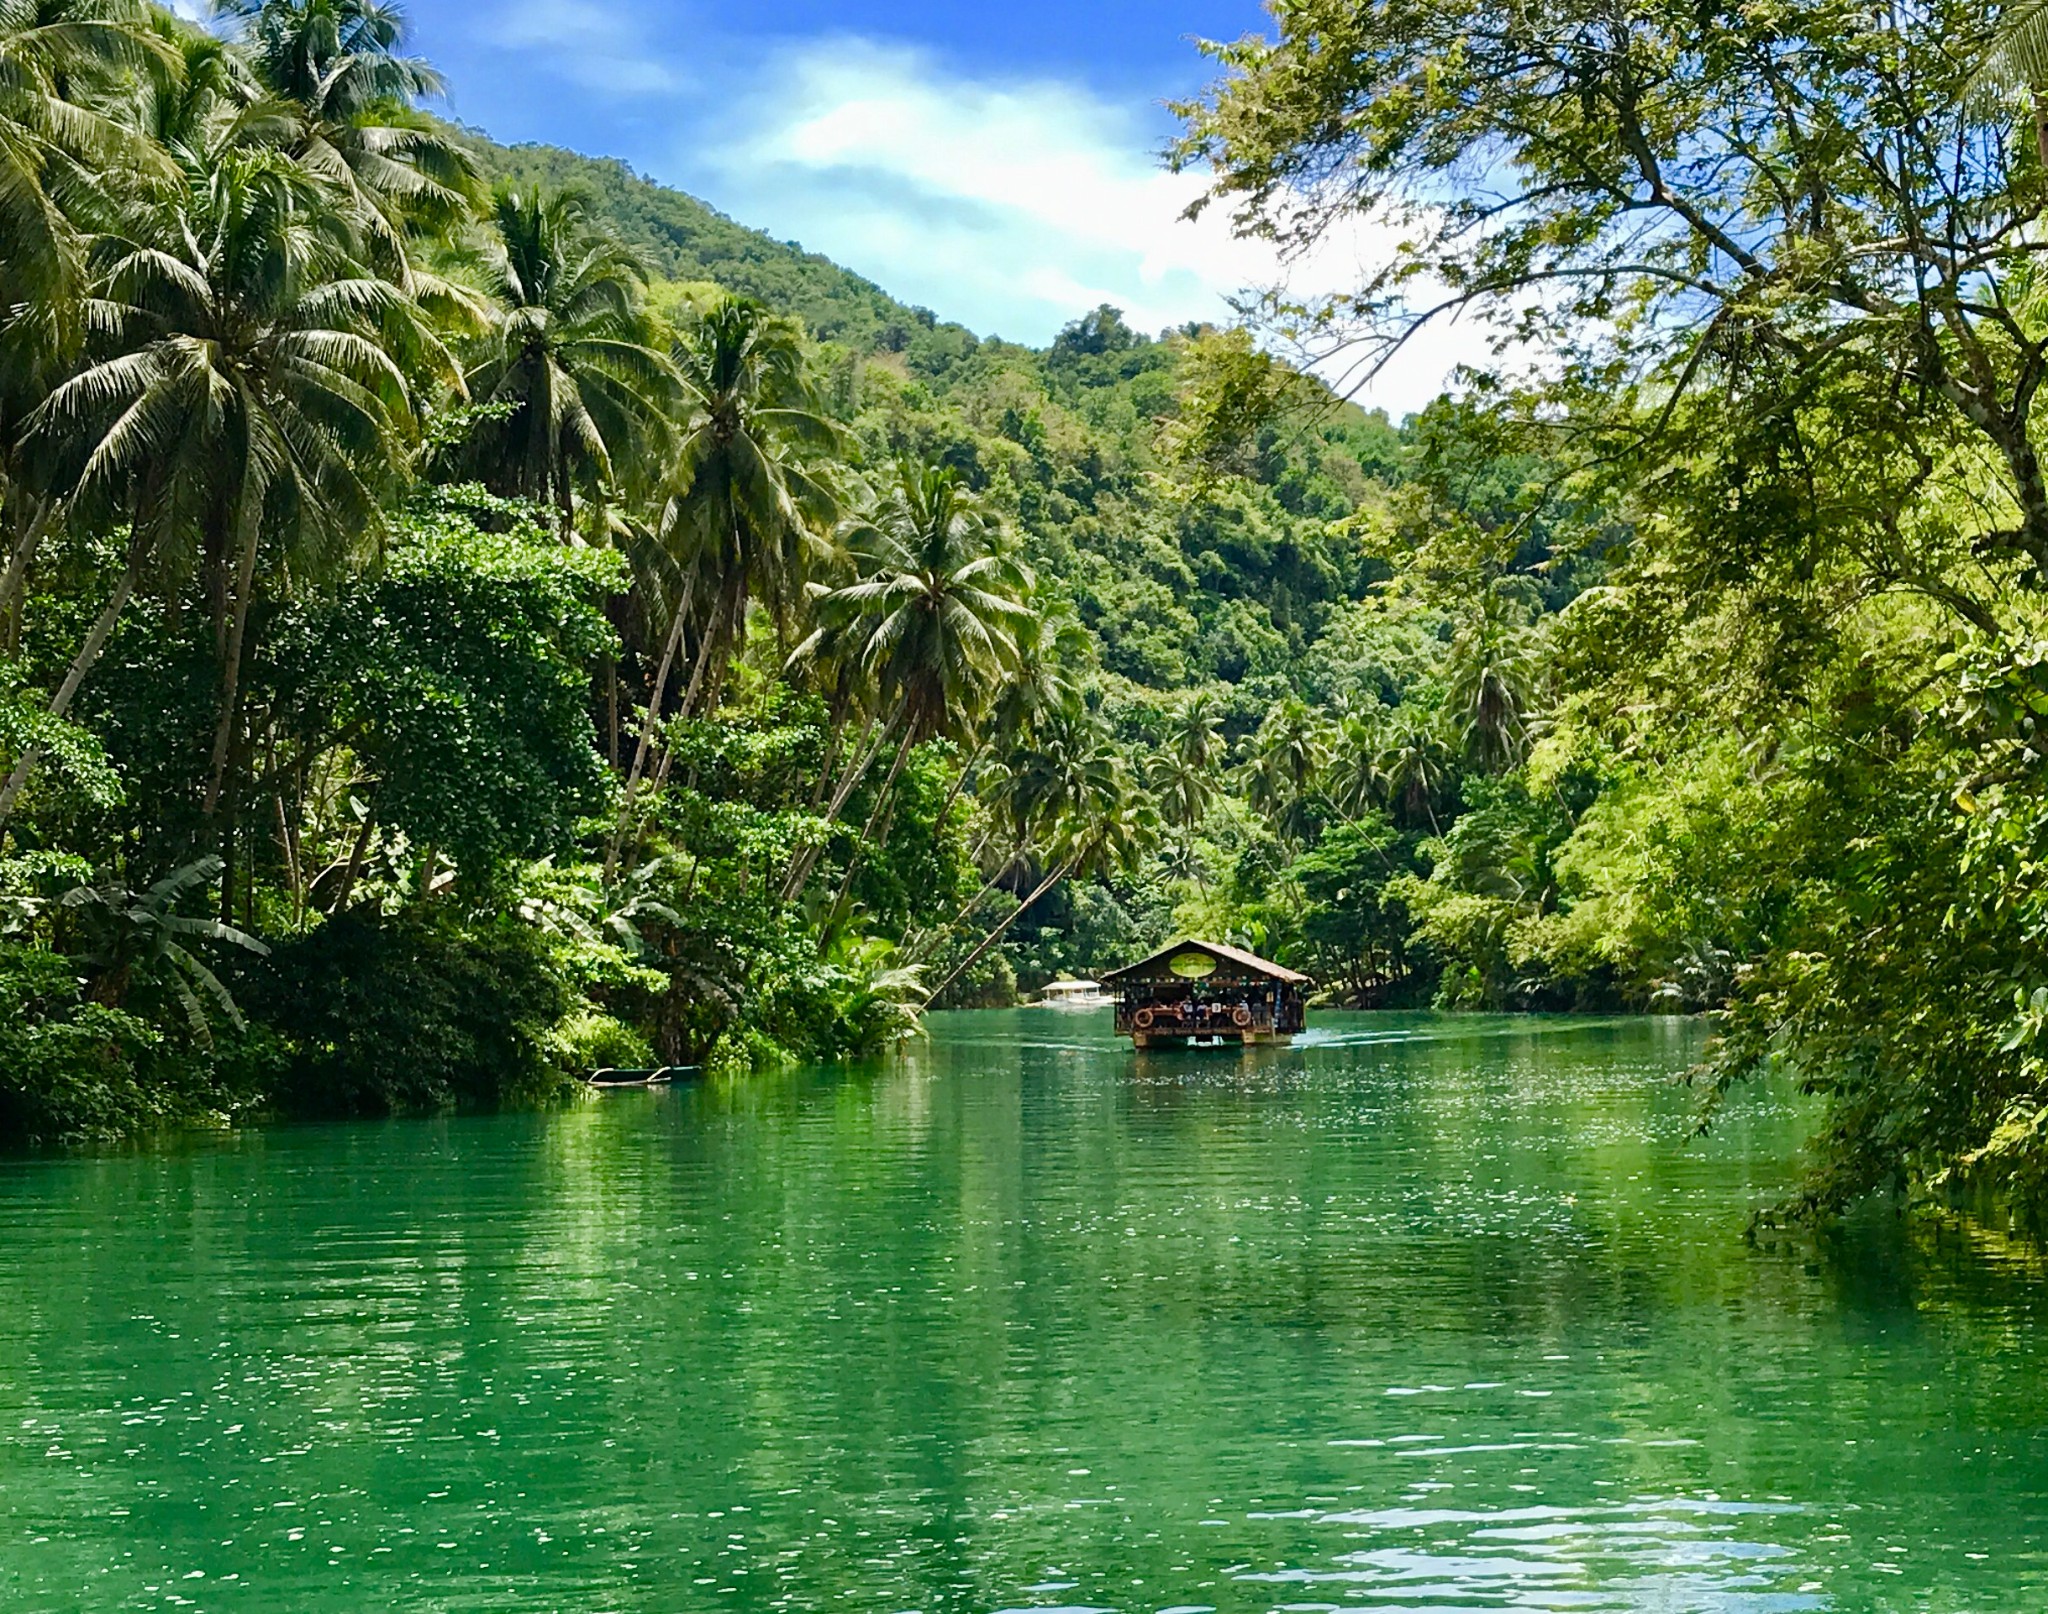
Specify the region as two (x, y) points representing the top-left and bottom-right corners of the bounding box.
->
(468, 138), (919, 350)
(8, 0), (2048, 1229)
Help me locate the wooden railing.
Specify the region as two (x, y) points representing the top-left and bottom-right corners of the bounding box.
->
(1116, 1004), (1276, 1037)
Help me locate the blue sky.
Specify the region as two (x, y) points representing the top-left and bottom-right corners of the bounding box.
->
(359, 1), (1485, 411)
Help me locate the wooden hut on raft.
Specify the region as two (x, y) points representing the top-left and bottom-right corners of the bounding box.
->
(1102, 939), (1309, 1049)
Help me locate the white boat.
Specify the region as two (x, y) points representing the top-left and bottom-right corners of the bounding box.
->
(1036, 978), (1111, 1009)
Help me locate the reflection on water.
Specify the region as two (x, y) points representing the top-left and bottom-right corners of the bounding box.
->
(1, 1010), (2045, 1612)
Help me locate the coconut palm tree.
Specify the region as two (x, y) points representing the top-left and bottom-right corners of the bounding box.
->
(1445, 596), (1541, 773)
(912, 700), (1110, 968)
(459, 184), (675, 537)
(1138, 689), (1223, 879)
(763, 569), (893, 896)
(826, 464), (1030, 749)
(938, 592), (1085, 825)
(1241, 695), (1329, 845)
(1169, 689), (1224, 773)
(659, 293), (842, 718)
(984, 591), (1086, 748)
(215, 0), (478, 257)
(1376, 715), (1450, 837)
(795, 461), (1032, 919)
(610, 296), (841, 876)
(1321, 707), (1388, 823)
(11, 124), (433, 842)
(1145, 747), (1212, 863)
(929, 715), (1154, 1002)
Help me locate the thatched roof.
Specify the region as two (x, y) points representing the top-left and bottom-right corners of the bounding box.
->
(1099, 938), (1309, 987)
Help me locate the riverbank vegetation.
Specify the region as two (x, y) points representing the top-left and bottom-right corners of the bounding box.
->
(6, 0), (2048, 1226)
(1175, 0), (2048, 1220)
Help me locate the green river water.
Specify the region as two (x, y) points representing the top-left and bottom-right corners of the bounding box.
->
(3, 1010), (2047, 1613)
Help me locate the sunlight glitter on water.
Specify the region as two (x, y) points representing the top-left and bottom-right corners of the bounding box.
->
(1, 1012), (2045, 1612)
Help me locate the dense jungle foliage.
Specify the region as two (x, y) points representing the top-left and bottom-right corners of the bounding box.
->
(6, 0), (2048, 1227)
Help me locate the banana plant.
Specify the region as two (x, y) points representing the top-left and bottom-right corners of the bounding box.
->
(58, 857), (269, 1042)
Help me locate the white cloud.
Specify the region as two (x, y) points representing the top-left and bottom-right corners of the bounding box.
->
(496, 0), (686, 97)
(701, 39), (1502, 416)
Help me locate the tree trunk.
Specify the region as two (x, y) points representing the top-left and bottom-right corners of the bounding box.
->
(928, 859), (1071, 1004)
(912, 851), (1023, 962)
(555, 458), (576, 543)
(809, 707), (846, 811)
(778, 713), (857, 901)
(629, 573), (694, 789)
(935, 735), (988, 831)
(779, 718), (895, 902)
(606, 573), (696, 879)
(329, 804), (377, 914)
(606, 665), (620, 771)
(818, 723), (918, 941)
(0, 547), (142, 829)
(275, 789), (301, 920)
(0, 499), (58, 625)
(205, 506), (264, 816)
(679, 578), (733, 722)
(219, 786), (238, 926)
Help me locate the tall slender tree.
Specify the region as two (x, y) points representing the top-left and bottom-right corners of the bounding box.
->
(1241, 696), (1329, 845)
(930, 712), (1153, 1002)
(216, 0), (479, 258)
(661, 294), (841, 717)
(459, 185), (674, 538)
(794, 462), (1031, 918)
(15, 119), (432, 863)
(1445, 594), (1542, 774)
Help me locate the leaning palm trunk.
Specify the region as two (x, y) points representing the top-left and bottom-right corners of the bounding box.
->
(910, 849), (1024, 963)
(807, 714), (846, 811)
(775, 712), (854, 901)
(678, 560), (747, 729)
(0, 498), (60, 625)
(928, 858), (1072, 1004)
(817, 723), (918, 938)
(676, 585), (727, 725)
(605, 573), (695, 879)
(778, 719), (896, 902)
(0, 541), (143, 828)
(935, 734), (988, 830)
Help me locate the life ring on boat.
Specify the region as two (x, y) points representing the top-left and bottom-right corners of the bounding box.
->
(1231, 1004), (1253, 1028)
(1135, 1007), (1157, 1030)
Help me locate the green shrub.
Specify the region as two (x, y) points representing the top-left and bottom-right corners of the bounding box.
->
(707, 1026), (795, 1080)
(248, 913), (575, 1115)
(0, 945), (169, 1144)
(549, 1009), (655, 1075)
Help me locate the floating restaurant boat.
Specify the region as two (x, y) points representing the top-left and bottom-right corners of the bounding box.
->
(1102, 939), (1309, 1049)
(1035, 978), (1111, 1009)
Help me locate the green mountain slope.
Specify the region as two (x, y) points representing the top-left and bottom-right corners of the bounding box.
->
(465, 136), (926, 350)
(459, 130), (1413, 705)
(460, 131), (1448, 723)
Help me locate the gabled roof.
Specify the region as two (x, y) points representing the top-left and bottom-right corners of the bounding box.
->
(1099, 938), (1309, 986)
